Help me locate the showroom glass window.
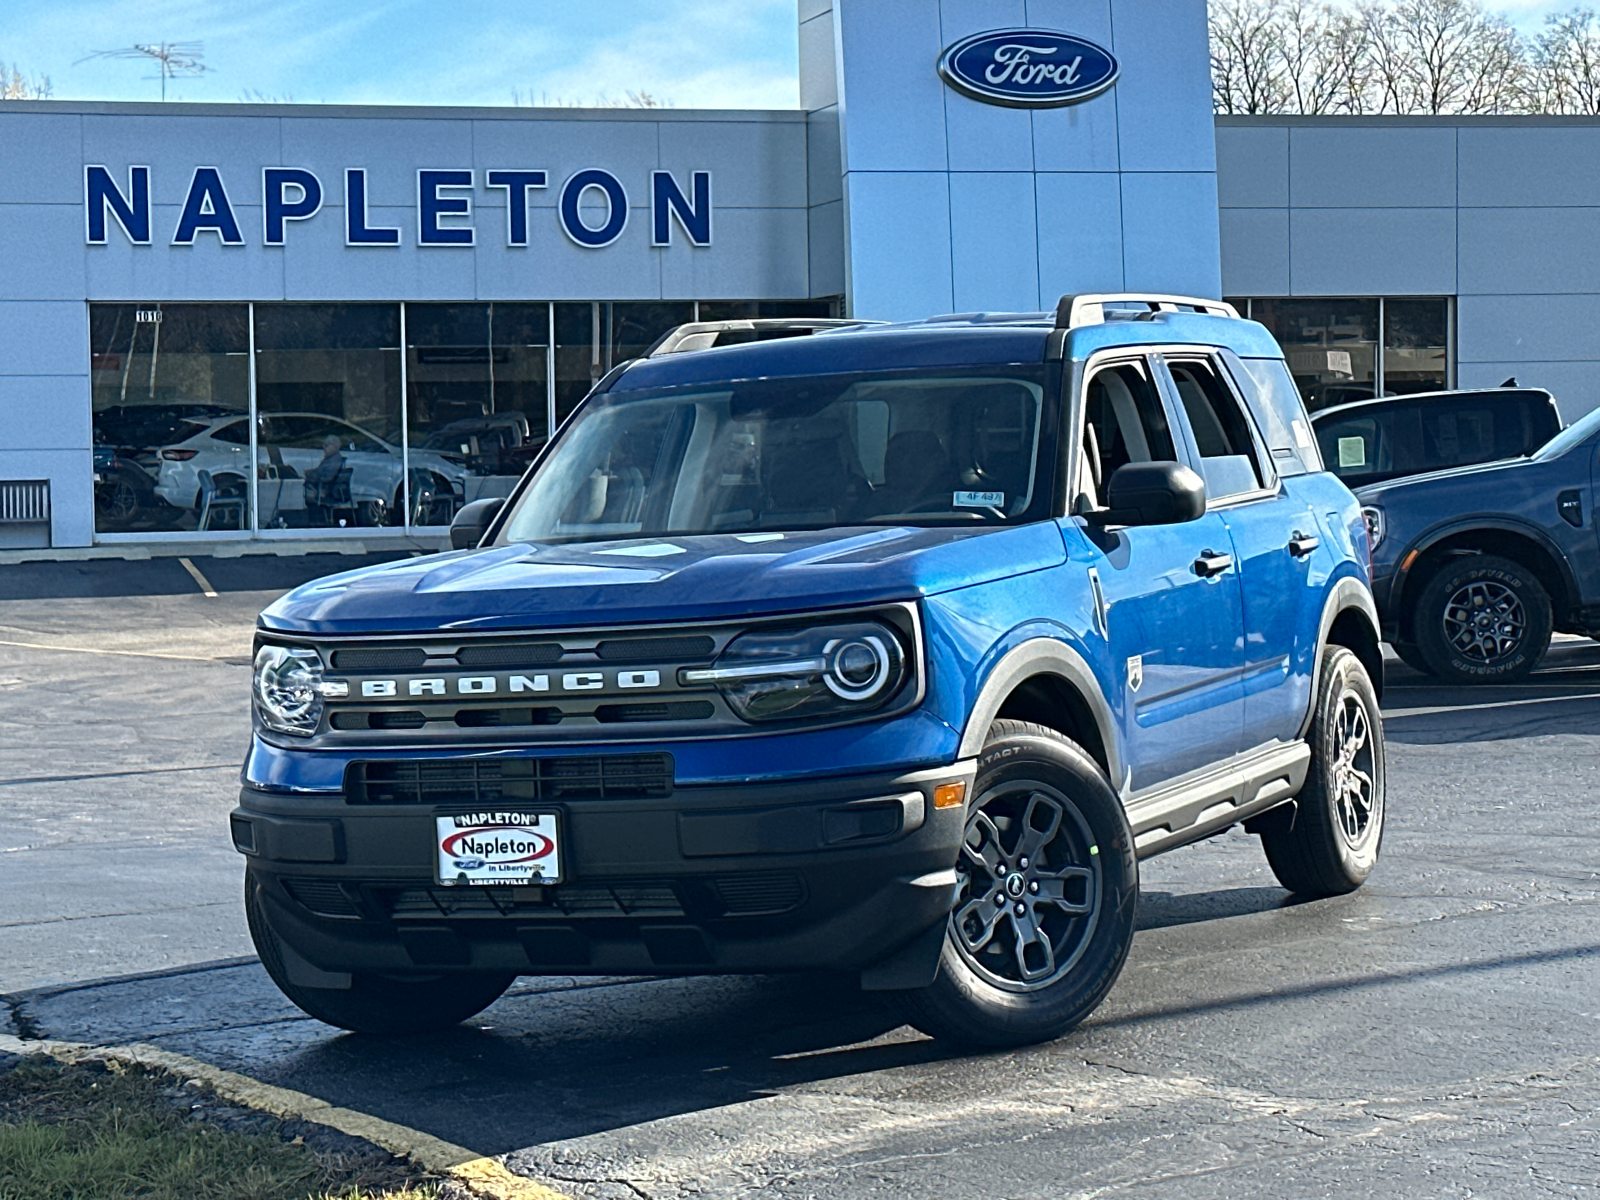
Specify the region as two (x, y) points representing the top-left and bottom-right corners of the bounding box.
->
(405, 303), (550, 525)
(252, 304), (403, 531)
(1226, 297), (1451, 412)
(89, 304), (251, 535)
(552, 300), (838, 426)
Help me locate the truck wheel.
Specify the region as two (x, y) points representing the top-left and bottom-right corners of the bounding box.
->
(1411, 555), (1551, 683)
(1390, 642), (1434, 678)
(897, 720), (1137, 1047)
(1260, 647), (1386, 897)
(247, 873), (515, 1035)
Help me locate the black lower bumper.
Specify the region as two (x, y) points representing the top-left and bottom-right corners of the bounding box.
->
(232, 760), (974, 980)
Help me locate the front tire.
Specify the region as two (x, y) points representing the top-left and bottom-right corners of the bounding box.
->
(897, 720), (1138, 1047)
(247, 872), (515, 1035)
(1260, 647), (1386, 897)
(1411, 554), (1551, 683)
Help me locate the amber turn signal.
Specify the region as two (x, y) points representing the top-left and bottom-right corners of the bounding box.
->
(933, 781), (967, 810)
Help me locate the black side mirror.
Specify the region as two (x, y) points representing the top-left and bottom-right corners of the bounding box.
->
(450, 497), (505, 549)
(1085, 461), (1206, 527)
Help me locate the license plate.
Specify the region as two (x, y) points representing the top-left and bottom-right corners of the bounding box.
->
(434, 811), (562, 886)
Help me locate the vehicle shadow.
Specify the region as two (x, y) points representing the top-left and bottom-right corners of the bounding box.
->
(15, 962), (962, 1154)
(18, 882), (1322, 1155)
(1135, 886), (1301, 931)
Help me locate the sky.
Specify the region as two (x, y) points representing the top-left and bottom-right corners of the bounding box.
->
(0, 0), (800, 108)
(0, 0), (1583, 110)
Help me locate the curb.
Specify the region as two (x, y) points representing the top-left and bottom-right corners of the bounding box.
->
(0, 1033), (572, 1200)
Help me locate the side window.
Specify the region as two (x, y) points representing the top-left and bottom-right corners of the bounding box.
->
(1077, 360), (1178, 511)
(1164, 357), (1269, 502)
(209, 419), (249, 445)
(1231, 353), (1323, 474)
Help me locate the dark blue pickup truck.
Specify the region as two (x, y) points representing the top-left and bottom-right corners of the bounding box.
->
(1359, 405), (1600, 682)
(234, 295), (1387, 1047)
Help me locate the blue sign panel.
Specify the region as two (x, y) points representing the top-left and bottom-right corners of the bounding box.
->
(937, 28), (1119, 108)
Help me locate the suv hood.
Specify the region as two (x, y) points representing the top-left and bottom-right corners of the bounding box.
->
(1354, 454), (1528, 504)
(259, 524), (1067, 635)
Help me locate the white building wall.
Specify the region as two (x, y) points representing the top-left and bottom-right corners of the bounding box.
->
(1218, 115), (1600, 421)
(804, 0), (1222, 321)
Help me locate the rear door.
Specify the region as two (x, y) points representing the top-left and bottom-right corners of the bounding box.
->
(1060, 353), (1245, 791)
(1159, 353), (1324, 751)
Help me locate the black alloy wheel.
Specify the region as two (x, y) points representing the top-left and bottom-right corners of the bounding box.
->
(1413, 554), (1552, 683)
(898, 720), (1138, 1047)
(951, 783), (1102, 991)
(1259, 646), (1386, 897)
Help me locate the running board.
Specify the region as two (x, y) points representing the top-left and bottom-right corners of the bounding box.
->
(1125, 742), (1311, 860)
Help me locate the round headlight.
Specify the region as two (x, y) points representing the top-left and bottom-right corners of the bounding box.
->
(682, 620), (910, 724)
(253, 644), (325, 736)
(824, 635), (893, 700)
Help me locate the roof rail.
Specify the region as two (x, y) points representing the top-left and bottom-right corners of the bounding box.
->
(645, 317), (872, 358)
(1055, 293), (1240, 329)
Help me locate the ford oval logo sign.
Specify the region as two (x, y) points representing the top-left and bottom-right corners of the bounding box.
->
(937, 28), (1119, 108)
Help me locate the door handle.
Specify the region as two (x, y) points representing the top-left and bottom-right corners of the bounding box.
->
(1192, 550), (1233, 578)
(1288, 532), (1320, 557)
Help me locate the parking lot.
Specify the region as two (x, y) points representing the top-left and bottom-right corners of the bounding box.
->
(2, 556), (1598, 1199)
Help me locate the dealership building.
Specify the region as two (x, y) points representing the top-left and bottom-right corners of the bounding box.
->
(1, 0), (1597, 550)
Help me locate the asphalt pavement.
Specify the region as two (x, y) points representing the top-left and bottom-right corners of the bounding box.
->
(2, 558), (1597, 1198)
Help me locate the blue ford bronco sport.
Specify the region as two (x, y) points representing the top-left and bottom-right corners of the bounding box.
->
(236, 294), (1388, 1046)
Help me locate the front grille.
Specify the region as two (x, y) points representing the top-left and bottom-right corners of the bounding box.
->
(596, 635), (715, 662)
(346, 754), (674, 804)
(387, 881), (683, 918)
(452, 707), (564, 728)
(593, 701), (715, 723)
(330, 648), (426, 670)
(457, 643), (564, 667)
(282, 878), (362, 918)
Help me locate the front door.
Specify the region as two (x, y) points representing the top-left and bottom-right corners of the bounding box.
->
(1062, 356), (1245, 793)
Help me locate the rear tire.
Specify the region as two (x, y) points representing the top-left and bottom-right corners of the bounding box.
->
(247, 872), (515, 1035)
(1411, 555), (1551, 683)
(1260, 647), (1386, 898)
(897, 720), (1138, 1047)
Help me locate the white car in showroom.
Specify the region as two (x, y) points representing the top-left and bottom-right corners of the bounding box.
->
(154, 412), (466, 528)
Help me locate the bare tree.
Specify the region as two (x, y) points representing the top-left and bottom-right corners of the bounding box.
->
(1211, 0), (1292, 112)
(1, 61), (52, 99)
(1534, 7), (1600, 113)
(1278, 0), (1370, 113)
(511, 89), (673, 108)
(1216, 0), (1538, 114)
(1384, 0), (1529, 114)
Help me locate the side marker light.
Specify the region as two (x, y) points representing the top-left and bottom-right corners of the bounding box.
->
(934, 782), (967, 810)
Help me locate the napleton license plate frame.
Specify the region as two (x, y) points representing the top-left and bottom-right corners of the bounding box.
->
(433, 810), (564, 887)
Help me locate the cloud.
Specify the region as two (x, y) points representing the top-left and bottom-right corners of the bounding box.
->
(1, 0), (799, 108)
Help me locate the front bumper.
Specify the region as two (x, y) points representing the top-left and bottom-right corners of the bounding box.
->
(232, 760), (974, 978)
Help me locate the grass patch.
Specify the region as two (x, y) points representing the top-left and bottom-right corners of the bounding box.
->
(0, 1053), (444, 1200)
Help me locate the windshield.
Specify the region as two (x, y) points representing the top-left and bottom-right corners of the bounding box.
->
(1534, 402), (1600, 462)
(496, 366), (1058, 543)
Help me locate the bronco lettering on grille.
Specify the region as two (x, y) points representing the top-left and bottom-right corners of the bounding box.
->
(336, 670), (668, 700)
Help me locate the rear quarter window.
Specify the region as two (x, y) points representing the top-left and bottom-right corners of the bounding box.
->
(1225, 352), (1322, 475)
(1317, 392), (1562, 488)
